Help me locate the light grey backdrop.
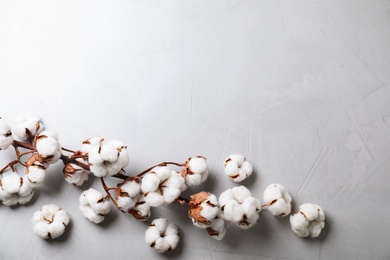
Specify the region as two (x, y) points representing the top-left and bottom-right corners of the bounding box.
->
(1, 0), (390, 259)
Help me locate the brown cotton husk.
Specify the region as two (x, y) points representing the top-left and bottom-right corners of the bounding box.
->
(188, 191), (211, 225)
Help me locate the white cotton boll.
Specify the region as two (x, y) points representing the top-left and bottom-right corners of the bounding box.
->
(263, 184), (292, 217)
(182, 156), (208, 186)
(12, 114), (44, 140)
(141, 173), (160, 193)
(207, 218), (228, 240)
(188, 157), (208, 174)
(146, 219), (179, 253)
(32, 204), (70, 239)
(79, 188), (110, 223)
(290, 203), (325, 238)
(232, 186), (252, 204)
(223, 200), (245, 223)
(26, 165), (46, 186)
(224, 154), (253, 183)
(35, 133), (62, 164)
(1, 172), (22, 194)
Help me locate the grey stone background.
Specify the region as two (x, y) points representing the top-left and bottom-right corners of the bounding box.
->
(1, 0), (389, 259)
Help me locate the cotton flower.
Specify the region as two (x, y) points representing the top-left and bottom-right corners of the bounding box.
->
(181, 156), (208, 186)
(290, 203), (325, 238)
(0, 117), (13, 150)
(32, 204), (70, 239)
(263, 184), (292, 217)
(224, 154), (253, 183)
(88, 139), (129, 177)
(129, 194), (151, 221)
(219, 186), (261, 229)
(188, 191), (219, 229)
(0, 171), (34, 206)
(12, 114), (44, 140)
(79, 188), (111, 224)
(63, 163), (89, 186)
(34, 131), (62, 164)
(145, 218), (179, 253)
(116, 177), (141, 212)
(141, 167), (185, 207)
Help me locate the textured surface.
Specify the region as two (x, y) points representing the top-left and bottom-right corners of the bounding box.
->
(1, 0), (390, 259)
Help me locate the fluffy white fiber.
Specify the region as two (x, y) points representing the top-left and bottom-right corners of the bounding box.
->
(263, 183), (292, 217)
(88, 139), (129, 177)
(182, 156), (208, 186)
(224, 154), (253, 183)
(79, 188), (111, 224)
(290, 203), (325, 237)
(218, 186), (261, 229)
(32, 204), (70, 239)
(145, 218), (179, 253)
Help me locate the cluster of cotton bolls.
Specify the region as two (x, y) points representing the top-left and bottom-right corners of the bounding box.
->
(1, 115), (327, 250)
(0, 115), (62, 206)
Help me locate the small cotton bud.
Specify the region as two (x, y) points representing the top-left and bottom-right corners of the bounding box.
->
(188, 191), (219, 229)
(12, 114), (44, 140)
(181, 156), (208, 186)
(224, 154), (253, 183)
(290, 203), (325, 238)
(0, 117), (13, 150)
(145, 218), (180, 253)
(32, 204), (70, 239)
(79, 188), (111, 224)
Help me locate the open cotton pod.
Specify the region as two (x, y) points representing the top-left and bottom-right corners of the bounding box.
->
(224, 154), (253, 183)
(32, 204), (70, 239)
(263, 184), (292, 217)
(145, 218), (179, 253)
(290, 203), (325, 237)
